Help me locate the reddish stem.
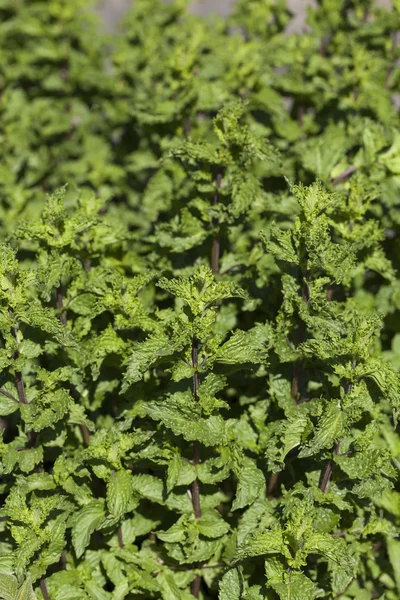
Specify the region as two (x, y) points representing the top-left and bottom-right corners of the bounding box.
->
(320, 440), (340, 493)
(57, 285), (67, 326)
(211, 173), (222, 275)
(297, 104), (304, 127)
(117, 526), (124, 549)
(320, 365), (355, 492)
(10, 319), (36, 446)
(0, 388), (19, 404)
(80, 424), (91, 446)
(192, 576), (201, 598)
(331, 165), (356, 186)
(292, 273), (310, 403)
(267, 473), (279, 499)
(40, 578), (50, 600)
(191, 337), (202, 520)
(191, 337), (202, 597)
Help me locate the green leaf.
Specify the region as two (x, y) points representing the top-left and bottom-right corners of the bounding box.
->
(157, 266), (247, 316)
(167, 454), (195, 493)
(268, 572), (317, 600)
(0, 573), (18, 600)
(71, 501), (105, 558)
(197, 509), (230, 538)
(263, 224), (298, 264)
(235, 529), (284, 561)
(299, 403), (343, 458)
(387, 537), (400, 592)
(214, 324), (271, 366)
(232, 457), (265, 511)
(219, 568), (241, 600)
(106, 470), (133, 519)
(122, 333), (172, 388)
(16, 575), (38, 600)
(293, 181), (334, 221)
(144, 397), (226, 447)
(159, 571), (193, 600)
(0, 394), (19, 416)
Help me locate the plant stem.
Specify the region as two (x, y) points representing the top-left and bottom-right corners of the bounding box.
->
(291, 326), (304, 401)
(191, 337), (201, 519)
(320, 440), (340, 493)
(267, 473), (279, 499)
(10, 318), (36, 446)
(152, 562), (225, 577)
(56, 285), (90, 447)
(320, 364), (355, 492)
(57, 285), (67, 326)
(269, 271), (309, 499)
(80, 424), (91, 446)
(15, 369), (27, 405)
(191, 336), (202, 597)
(192, 576), (201, 599)
(331, 165), (356, 186)
(40, 577), (50, 600)
(297, 104), (304, 127)
(181, 562), (224, 571)
(211, 172), (222, 275)
(292, 271), (310, 402)
(117, 526), (124, 548)
(0, 388), (19, 404)
(321, 207), (356, 492)
(219, 263), (242, 276)
(191, 445), (201, 519)
(15, 370), (36, 449)
(10, 322), (27, 406)
(11, 317), (44, 592)
(331, 530), (362, 537)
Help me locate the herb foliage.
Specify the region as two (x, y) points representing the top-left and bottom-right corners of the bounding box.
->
(1, 1), (400, 599)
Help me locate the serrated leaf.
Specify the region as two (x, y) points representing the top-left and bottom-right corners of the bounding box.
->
(197, 509), (230, 538)
(235, 529), (284, 561)
(268, 572), (317, 600)
(71, 501), (105, 558)
(167, 454), (195, 493)
(123, 333), (172, 388)
(106, 470), (133, 518)
(214, 324), (271, 366)
(299, 403), (343, 458)
(232, 457), (265, 511)
(219, 568), (241, 600)
(144, 398), (226, 446)
(0, 394), (19, 417)
(157, 266), (247, 316)
(16, 575), (37, 600)
(263, 224), (298, 264)
(0, 573), (18, 600)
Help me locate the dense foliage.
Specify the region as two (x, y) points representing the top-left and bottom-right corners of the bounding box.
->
(1, 0), (400, 598)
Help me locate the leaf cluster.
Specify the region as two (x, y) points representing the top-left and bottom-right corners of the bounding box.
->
(1, 1), (400, 599)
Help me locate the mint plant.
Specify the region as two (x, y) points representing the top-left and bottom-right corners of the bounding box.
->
(1, 1), (400, 599)
(0, 0), (119, 232)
